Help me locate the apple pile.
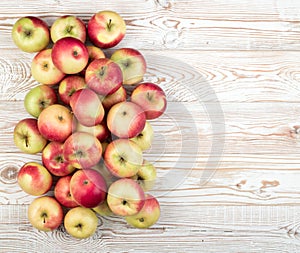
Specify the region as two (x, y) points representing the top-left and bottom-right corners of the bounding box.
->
(12, 11), (166, 239)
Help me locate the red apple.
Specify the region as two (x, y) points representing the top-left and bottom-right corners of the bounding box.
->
(107, 101), (146, 138)
(17, 162), (52, 196)
(14, 118), (47, 154)
(131, 82), (167, 120)
(31, 48), (65, 86)
(70, 88), (105, 127)
(70, 169), (107, 208)
(28, 196), (63, 232)
(63, 132), (102, 169)
(24, 85), (57, 118)
(42, 141), (76, 176)
(58, 75), (86, 105)
(107, 178), (145, 216)
(50, 15), (86, 43)
(87, 10), (126, 49)
(38, 104), (73, 142)
(54, 175), (79, 208)
(12, 16), (50, 53)
(51, 37), (89, 74)
(111, 48), (146, 85)
(85, 58), (123, 96)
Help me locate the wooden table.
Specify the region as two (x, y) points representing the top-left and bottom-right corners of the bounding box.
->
(1, 0), (300, 252)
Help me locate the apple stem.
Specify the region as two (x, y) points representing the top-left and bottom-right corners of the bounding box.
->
(66, 25), (73, 33)
(24, 136), (29, 147)
(24, 30), (32, 37)
(146, 92), (153, 101)
(107, 19), (112, 30)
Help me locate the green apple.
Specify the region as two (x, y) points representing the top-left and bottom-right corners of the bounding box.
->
(93, 199), (113, 216)
(12, 16), (50, 52)
(64, 207), (98, 239)
(130, 121), (153, 151)
(50, 15), (86, 43)
(110, 48), (146, 85)
(131, 160), (157, 191)
(14, 118), (47, 154)
(24, 85), (57, 118)
(125, 194), (160, 229)
(104, 139), (143, 178)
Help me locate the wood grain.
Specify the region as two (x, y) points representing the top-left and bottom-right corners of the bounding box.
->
(2, 50), (300, 103)
(1, 205), (300, 252)
(1, 0), (300, 251)
(1, 0), (300, 50)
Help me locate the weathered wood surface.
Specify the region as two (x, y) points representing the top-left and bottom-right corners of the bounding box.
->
(1, 0), (300, 252)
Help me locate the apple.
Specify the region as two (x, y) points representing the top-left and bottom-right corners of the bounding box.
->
(64, 206), (98, 239)
(24, 85), (57, 118)
(110, 48), (146, 85)
(42, 141), (76, 176)
(51, 37), (89, 74)
(17, 162), (52, 196)
(130, 121), (153, 151)
(50, 15), (86, 43)
(74, 119), (109, 142)
(85, 58), (123, 96)
(28, 196), (63, 232)
(104, 139), (143, 178)
(14, 118), (47, 154)
(80, 45), (106, 76)
(91, 162), (116, 187)
(58, 75), (86, 105)
(101, 141), (109, 156)
(31, 48), (66, 86)
(70, 169), (107, 208)
(131, 82), (167, 120)
(100, 85), (127, 111)
(70, 88), (105, 127)
(125, 194), (160, 229)
(107, 101), (146, 139)
(87, 45), (105, 60)
(63, 132), (102, 169)
(93, 199), (113, 216)
(38, 104), (73, 142)
(107, 178), (145, 216)
(87, 10), (126, 49)
(54, 175), (79, 208)
(12, 16), (50, 53)
(131, 160), (157, 191)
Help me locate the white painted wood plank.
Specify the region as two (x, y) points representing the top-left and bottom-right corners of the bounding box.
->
(2, 50), (300, 103)
(1, 0), (300, 50)
(1, 205), (300, 252)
